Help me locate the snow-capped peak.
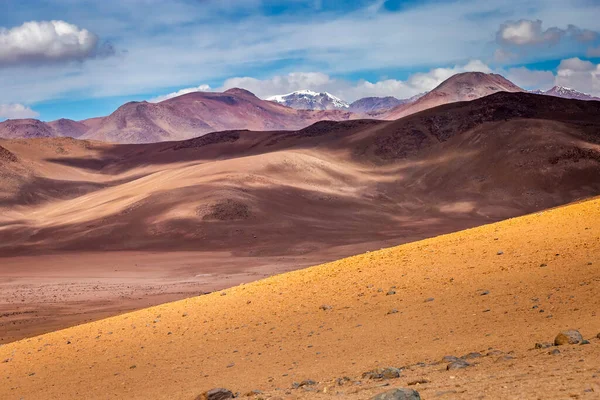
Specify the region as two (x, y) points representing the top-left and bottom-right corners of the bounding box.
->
(541, 86), (600, 101)
(267, 90), (349, 110)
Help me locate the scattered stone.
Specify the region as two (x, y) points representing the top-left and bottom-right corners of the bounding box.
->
(245, 390), (262, 396)
(497, 251), (504, 255)
(370, 388), (421, 400)
(387, 290), (397, 296)
(129, 365), (136, 369)
(535, 342), (553, 349)
(486, 350), (503, 356)
(387, 309), (399, 315)
(407, 379), (430, 386)
(479, 290), (490, 296)
(335, 376), (352, 386)
(554, 330), (583, 346)
(296, 380), (316, 388)
(424, 298), (434, 303)
(548, 349), (561, 355)
(461, 352), (482, 360)
(446, 360), (470, 370)
(197, 388), (234, 400)
(362, 367), (402, 380)
(319, 305), (333, 311)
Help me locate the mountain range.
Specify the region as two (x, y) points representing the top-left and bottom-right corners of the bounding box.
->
(530, 86), (600, 101)
(1, 73), (599, 144)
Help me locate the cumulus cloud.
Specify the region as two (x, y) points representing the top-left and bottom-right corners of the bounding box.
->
(505, 67), (555, 90)
(0, 103), (39, 119)
(0, 20), (108, 66)
(149, 84), (211, 103)
(150, 60), (494, 103)
(555, 57), (600, 94)
(496, 19), (598, 47)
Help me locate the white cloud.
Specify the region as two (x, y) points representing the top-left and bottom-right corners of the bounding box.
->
(149, 84), (211, 103)
(2, 0), (600, 107)
(555, 57), (600, 95)
(496, 19), (599, 47)
(505, 67), (555, 90)
(0, 103), (39, 119)
(497, 19), (564, 46)
(0, 20), (100, 66)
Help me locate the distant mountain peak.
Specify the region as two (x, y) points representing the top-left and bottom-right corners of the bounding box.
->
(267, 90), (349, 110)
(533, 86), (600, 101)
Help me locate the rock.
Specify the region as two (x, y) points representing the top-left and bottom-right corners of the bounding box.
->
(407, 379), (430, 386)
(581, 339), (590, 345)
(424, 298), (434, 303)
(461, 352), (482, 360)
(554, 330), (583, 346)
(535, 342), (553, 349)
(497, 251), (504, 255)
(597, 333), (600, 339)
(362, 367), (402, 380)
(335, 376), (351, 386)
(446, 360), (470, 370)
(387, 309), (399, 315)
(386, 290), (397, 296)
(319, 304), (333, 311)
(371, 388), (421, 400)
(548, 349), (561, 355)
(196, 388), (234, 400)
(245, 390), (262, 396)
(441, 355), (461, 363)
(479, 290), (490, 296)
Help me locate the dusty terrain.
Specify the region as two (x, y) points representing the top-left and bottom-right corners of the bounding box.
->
(1, 194), (598, 399)
(1, 91), (600, 344)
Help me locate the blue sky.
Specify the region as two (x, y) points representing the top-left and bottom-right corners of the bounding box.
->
(1, 0), (600, 121)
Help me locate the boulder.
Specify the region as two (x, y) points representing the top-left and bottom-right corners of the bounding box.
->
(362, 367), (402, 380)
(196, 388), (234, 400)
(554, 330), (583, 346)
(371, 388), (421, 400)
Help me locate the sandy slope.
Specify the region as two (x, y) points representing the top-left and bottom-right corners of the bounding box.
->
(1, 197), (598, 399)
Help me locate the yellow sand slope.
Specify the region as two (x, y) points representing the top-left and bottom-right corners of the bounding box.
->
(1, 198), (599, 399)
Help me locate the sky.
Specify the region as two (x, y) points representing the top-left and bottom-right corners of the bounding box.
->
(1, 0), (600, 121)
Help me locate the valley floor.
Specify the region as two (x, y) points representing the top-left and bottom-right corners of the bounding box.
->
(0, 197), (598, 399)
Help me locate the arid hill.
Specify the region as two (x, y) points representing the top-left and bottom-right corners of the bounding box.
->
(0, 89), (358, 144)
(1, 192), (598, 400)
(1, 73), (532, 144)
(1, 92), (599, 255)
(382, 72), (525, 120)
(1, 91), (599, 344)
